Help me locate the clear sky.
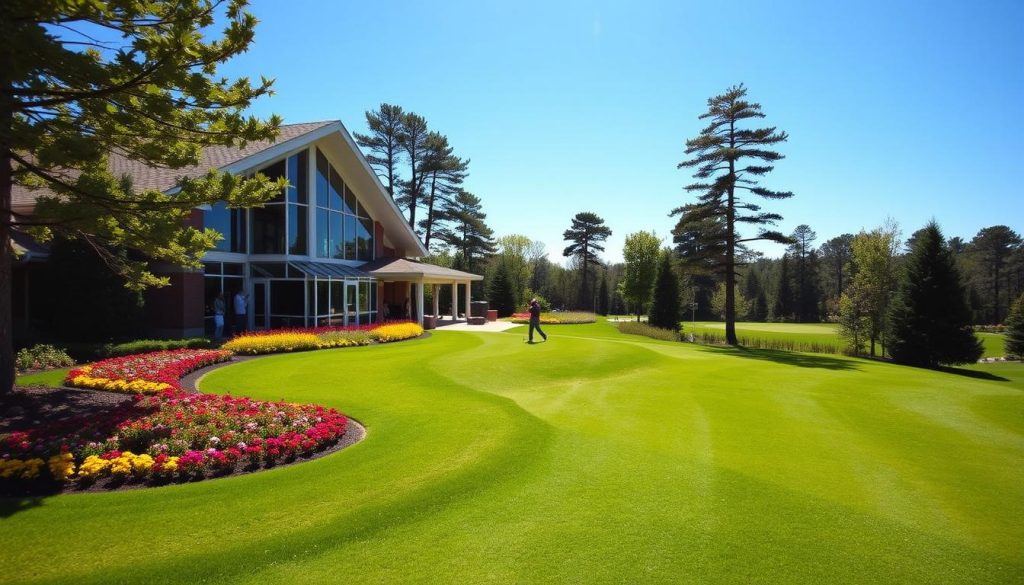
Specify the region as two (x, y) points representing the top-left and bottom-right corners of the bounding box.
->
(221, 0), (1024, 263)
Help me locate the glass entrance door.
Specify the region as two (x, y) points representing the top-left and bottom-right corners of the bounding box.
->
(252, 279), (270, 330)
(345, 281), (358, 325)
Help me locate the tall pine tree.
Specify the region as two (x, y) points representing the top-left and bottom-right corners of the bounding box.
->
(676, 84), (794, 345)
(354, 103), (405, 197)
(888, 222), (982, 366)
(562, 212), (612, 309)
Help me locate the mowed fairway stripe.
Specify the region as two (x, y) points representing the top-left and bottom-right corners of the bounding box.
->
(1, 323), (1021, 584)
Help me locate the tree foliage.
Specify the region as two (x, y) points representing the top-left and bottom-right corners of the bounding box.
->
(648, 250), (681, 331)
(620, 231), (661, 321)
(888, 222), (982, 366)
(849, 221), (901, 356)
(1006, 294), (1024, 358)
(562, 212), (612, 309)
(486, 260), (517, 317)
(1, 0), (283, 393)
(353, 103), (405, 197)
(434, 191), (495, 275)
(966, 225), (1022, 324)
(675, 84), (794, 344)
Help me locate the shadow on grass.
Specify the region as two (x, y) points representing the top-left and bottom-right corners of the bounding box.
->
(698, 344), (860, 371)
(933, 366), (1009, 382)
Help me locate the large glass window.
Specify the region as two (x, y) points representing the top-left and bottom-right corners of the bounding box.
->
(314, 147), (373, 261)
(204, 203), (247, 253)
(251, 152), (308, 256)
(251, 204), (286, 254)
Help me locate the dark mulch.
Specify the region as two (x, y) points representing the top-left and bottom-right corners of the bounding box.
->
(1, 385), (134, 433)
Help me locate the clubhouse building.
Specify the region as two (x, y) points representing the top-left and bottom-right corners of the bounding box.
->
(11, 120), (482, 339)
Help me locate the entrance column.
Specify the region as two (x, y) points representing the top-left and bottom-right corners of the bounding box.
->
(451, 282), (458, 321)
(432, 284), (440, 319)
(464, 281), (471, 322)
(416, 279), (425, 326)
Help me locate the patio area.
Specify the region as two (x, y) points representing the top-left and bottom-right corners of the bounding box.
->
(432, 318), (519, 333)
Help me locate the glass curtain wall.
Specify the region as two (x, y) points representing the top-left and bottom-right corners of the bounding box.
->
(315, 148), (374, 261)
(251, 151), (309, 255)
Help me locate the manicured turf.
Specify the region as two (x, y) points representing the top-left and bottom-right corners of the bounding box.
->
(687, 321), (1007, 358)
(3, 324), (1023, 583)
(14, 368), (71, 388)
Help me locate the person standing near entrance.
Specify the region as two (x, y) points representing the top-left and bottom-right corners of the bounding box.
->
(528, 298), (547, 343)
(213, 292), (226, 340)
(233, 289), (248, 334)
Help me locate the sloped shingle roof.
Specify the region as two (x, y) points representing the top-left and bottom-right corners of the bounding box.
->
(11, 121), (335, 211)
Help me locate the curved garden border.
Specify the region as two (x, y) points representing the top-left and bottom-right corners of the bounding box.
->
(0, 332), (435, 495)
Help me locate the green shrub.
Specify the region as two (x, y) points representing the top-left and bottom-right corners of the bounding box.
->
(106, 338), (211, 357)
(617, 321), (681, 342)
(15, 344), (76, 372)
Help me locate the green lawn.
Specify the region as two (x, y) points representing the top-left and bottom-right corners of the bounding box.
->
(14, 368), (71, 388)
(686, 321), (1007, 358)
(2, 323), (1022, 583)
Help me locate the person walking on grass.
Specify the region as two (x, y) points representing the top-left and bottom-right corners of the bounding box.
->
(528, 298), (547, 343)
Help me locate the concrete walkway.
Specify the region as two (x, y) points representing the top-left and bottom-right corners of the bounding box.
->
(433, 318), (520, 333)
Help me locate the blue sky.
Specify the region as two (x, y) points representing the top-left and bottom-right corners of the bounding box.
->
(221, 0), (1023, 263)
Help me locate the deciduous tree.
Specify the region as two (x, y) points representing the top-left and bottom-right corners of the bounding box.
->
(850, 221), (901, 357)
(1, 0), (283, 393)
(621, 231), (661, 321)
(675, 84), (794, 344)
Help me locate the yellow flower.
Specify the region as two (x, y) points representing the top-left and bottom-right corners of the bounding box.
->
(47, 453), (76, 481)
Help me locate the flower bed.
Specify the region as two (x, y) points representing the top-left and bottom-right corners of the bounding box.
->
(0, 390), (348, 486)
(65, 349), (233, 394)
(510, 312), (597, 325)
(223, 321), (424, 355)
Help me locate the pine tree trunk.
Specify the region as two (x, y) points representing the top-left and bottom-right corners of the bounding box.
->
(0, 140), (14, 395)
(423, 173), (437, 249)
(725, 119), (738, 346)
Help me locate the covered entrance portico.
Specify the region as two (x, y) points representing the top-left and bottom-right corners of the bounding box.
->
(363, 258), (484, 326)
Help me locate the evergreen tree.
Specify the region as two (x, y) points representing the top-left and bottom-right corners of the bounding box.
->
(649, 250), (681, 330)
(772, 254), (794, 321)
(435, 191), (496, 275)
(354, 103), (405, 197)
(1006, 294), (1024, 358)
(788, 224), (821, 322)
(967, 226), (1022, 324)
(486, 261), (517, 317)
(888, 222), (982, 366)
(743, 269), (768, 321)
(397, 112), (430, 228)
(418, 132), (468, 249)
(1, 0), (283, 393)
(675, 84), (794, 345)
(562, 212), (612, 309)
(419, 133), (468, 249)
(597, 277), (610, 316)
(820, 233), (855, 300)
